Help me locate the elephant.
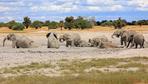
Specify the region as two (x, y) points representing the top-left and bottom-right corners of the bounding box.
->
(46, 32), (60, 48)
(89, 35), (109, 47)
(78, 40), (91, 47)
(59, 33), (81, 47)
(112, 29), (137, 47)
(129, 33), (145, 48)
(3, 33), (36, 48)
(98, 41), (124, 48)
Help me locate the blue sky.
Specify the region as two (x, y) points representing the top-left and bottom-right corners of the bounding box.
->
(0, 0), (148, 22)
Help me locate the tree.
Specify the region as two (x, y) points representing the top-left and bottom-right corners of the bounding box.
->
(113, 17), (127, 29)
(0, 22), (7, 27)
(64, 16), (74, 30)
(23, 16), (31, 29)
(48, 21), (58, 29)
(6, 20), (17, 29)
(74, 16), (92, 29)
(31, 20), (42, 29)
(101, 21), (113, 27)
(44, 20), (50, 26)
(11, 23), (25, 30)
(59, 20), (64, 30)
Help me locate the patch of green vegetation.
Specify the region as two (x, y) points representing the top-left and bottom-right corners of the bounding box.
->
(0, 62), (53, 74)
(117, 62), (148, 68)
(1, 71), (148, 84)
(58, 58), (125, 73)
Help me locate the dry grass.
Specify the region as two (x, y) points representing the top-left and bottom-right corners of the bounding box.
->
(0, 25), (148, 33)
(0, 57), (148, 84)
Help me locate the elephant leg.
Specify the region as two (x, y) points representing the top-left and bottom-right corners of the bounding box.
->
(66, 41), (69, 47)
(121, 39), (123, 45)
(135, 44), (138, 49)
(124, 41), (127, 46)
(12, 41), (16, 48)
(126, 42), (130, 48)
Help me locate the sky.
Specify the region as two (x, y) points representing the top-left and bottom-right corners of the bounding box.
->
(0, 0), (148, 22)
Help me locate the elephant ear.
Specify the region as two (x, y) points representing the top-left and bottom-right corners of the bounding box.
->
(46, 33), (51, 38)
(53, 33), (58, 39)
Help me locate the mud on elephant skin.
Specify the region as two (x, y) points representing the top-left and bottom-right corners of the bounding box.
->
(129, 33), (145, 48)
(59, 33), (81, 47)
(3, 33), (37, 48)
(112, 29), (137, 47)
(89, 35), (109, 47)
(46, 32), (60, 49)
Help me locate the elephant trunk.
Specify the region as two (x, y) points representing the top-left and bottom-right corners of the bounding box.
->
(3, 37), (7, 47)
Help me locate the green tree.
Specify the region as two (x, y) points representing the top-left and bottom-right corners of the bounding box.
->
(48, 21), (58, 29)
(74, 16), (92, 29)
(6, 20), (17, 29)
(0, 22), (7, 27)
(31, 20), (42, 29)
(64, 16), (74, 30)
(11, 23), (25, 30)
(113, 17), (127, 29)
(101, 21), (113, 27)
(23, 16), (31, 29)
(59, 20), (64, 30)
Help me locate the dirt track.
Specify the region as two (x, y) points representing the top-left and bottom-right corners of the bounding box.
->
(0, 31), (148, 68)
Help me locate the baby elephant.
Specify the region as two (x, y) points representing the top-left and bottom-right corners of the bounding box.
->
(46, 32), (60, 49)
(78, 40), (91, 47)
(3, 33), (36, 48)
(59, 33), (81, 47)
(89, 35), (109, 47)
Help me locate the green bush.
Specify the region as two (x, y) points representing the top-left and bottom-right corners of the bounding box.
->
(101, 21), (113, 27)
(6, 20), (17, 29)
(0, 22), (7, 27)
(31, 20), (42, 29)
(11, 23), (25, 30)
(48, 21), (58, 29)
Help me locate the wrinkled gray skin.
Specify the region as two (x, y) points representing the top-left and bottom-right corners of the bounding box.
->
(97, 41), (124, 48)
(89, 35), (109, 47)
(78, 40), (91, 47)
(130, 33), (145, 48)
(3, 33), (35, 48)
(112, 29), (137, 47)
(59, 33), (81, 47)
(46, 32), (60, 48)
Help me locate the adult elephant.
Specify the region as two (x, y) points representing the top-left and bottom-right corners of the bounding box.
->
(111, 29), (137, 47)
(46, 32), (60, 48)
(59, 33), (81, 47)
(3, 33), (36, 48)
(130, 33), (145, 48)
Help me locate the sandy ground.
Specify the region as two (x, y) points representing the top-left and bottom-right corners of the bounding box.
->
(0, 31), (148, 69)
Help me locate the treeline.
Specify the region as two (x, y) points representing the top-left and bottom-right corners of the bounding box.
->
(96, 19), (148, 27)
(0, 16), (93, 30)
(0, 16), (148, 31)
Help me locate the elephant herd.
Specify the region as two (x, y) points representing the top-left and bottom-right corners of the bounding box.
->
(2, 29), (145, 49)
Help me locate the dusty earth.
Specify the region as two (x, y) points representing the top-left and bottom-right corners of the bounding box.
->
(0, 30), (148, 69)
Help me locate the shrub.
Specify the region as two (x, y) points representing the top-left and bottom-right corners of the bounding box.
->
(11, 23), (25, 30)
(0, 22), (7, 27)
(31, 20), (42, 29)
(48, 21), (58, 29)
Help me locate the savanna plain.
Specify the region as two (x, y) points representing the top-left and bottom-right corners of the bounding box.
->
(0, 26), (148, 84)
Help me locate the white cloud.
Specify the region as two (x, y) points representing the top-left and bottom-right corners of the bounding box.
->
(128, 0), (148, 11)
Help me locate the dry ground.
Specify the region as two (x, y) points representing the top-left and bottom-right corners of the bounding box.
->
(0, 26), (148, 84)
